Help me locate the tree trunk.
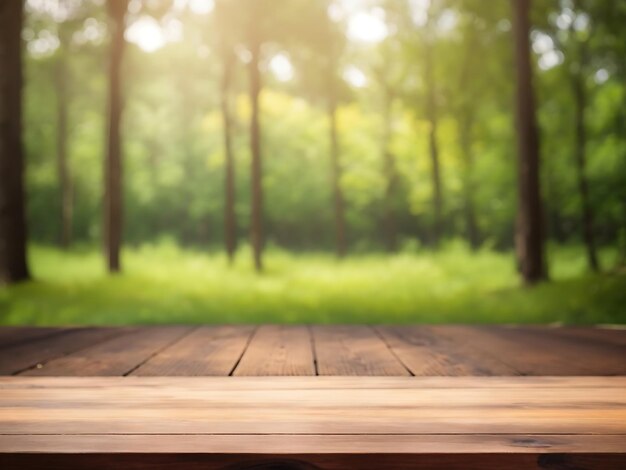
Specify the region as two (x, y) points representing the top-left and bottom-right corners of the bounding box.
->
(544, 164), (566, 243)
(328, 80), (346, 258)
(55, 58), (72, 249)
(572, 63), (599, 271)
(511, 0), (547, 284)
(425, 41), (442, 245)
(0, 0), (30, 284)
(382, 88), (397, 252)
(249, 34), (263, 272)
(221, 51), (237, 263)
(104, 0), (127, 273)
(456, 25), (479, 251)
(459, 116), (479, 250)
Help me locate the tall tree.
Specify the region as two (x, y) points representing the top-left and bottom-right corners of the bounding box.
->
(458, 102), (479, 249)
(323, 7), (348, 258)
(328, 54), (347, 258)
(571, 37), (598, 271)
(450, 6), (484, 250)
(220, 49), (237, 263)
(285, 1), (349, 257)
(216, 0), (317, 270)
(55, 19), (72, 248)
(359, 42), (401, 252)
(381, 84), (398, 252)
(569, 0), (598, 271)
(50, 0), (95, 249)
(539, 0), (600, 270)
(0, 0), (30, 283)
(248, 16), (263, 272)
(424, 2), (443, 245)
(104, 0), (128, 273)
(215, 0), (238, 263)
(511, 0), (547, 284)
(370, 6), (408, 253)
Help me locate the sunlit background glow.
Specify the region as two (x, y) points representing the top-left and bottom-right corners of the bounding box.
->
(347, 9), (388, 43)
(269, 53), (294, 82)
(343, 65), (367, 88)
(126, 16), (165, 53)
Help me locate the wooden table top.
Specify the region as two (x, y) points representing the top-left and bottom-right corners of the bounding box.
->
(1, 325), (624, 376)
(1, 325), (625, 469)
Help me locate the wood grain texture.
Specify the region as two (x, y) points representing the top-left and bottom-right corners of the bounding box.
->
(234, 325), (315, 376)
(2, 453), (624, 470)
(1, 326), (624, 468)
(132, 326), (255, 376)
(1, 375), (621, 389)
(22, 326), (192, 376)
(377, 326), (517, 375)
(1, 377), (624, 435)
(0, 327), (130, 375)
(2, 434), (625, 454)
(312, 325), (409, 376)
(426, 326), (625, 375)
(507, 325), (626, 354)
(556, 326), (626, 347)
(507, 326), (626, 347)
(0, 327), (65, 350)
(1, 326), (624, 377)
(479, 326), (626, 375)
(1, 377), (625, 468)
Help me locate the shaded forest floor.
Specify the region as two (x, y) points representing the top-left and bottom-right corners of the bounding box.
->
(1, 243), (624, 325)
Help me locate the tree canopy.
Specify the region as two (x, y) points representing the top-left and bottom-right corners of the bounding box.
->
(11, 0), (626, 278)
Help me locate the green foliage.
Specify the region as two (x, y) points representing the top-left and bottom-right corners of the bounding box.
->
(19, 0), (626, 265)
(1, 244), (624, 325)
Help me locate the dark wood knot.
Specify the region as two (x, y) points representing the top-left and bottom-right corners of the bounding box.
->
(511, 437), (553, 448)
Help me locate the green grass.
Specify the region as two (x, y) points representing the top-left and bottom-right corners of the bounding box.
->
(1, 242), (625, 325)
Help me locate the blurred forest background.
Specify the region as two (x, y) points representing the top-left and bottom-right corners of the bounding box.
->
(0, 0), (625, 325)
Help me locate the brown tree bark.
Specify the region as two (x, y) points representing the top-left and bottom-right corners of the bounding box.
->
(382, 88), (397, 252)
(328, 75), (346, 258)
(55, 57), (72, 249)
(0, 0), (30, 284)
(459, 116), (479, 250)
(104, 0), (127, 273)
(544, 164), (566, 243)
(511, 0), (548, 284)
(221, 50), (237, 263)
(424, 36), (443, 246)
(456, 26), (479, 251)
(248, 32), (263, 272)
(571, 44), (599, 271)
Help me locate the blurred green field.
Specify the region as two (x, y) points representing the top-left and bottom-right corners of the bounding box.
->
(0, 242), (624, 326)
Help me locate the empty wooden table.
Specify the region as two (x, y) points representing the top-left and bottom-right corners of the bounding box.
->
(0, 325), (625, 469)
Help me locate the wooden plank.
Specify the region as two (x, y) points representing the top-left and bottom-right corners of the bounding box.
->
(2, 453), (624, 470)
(234, 325), (315, 376)
(506, 326), (626, 356)
(1, 375), (622, 390)
(484, 326), (626, 375)
(23, 326), (193, 377)
(377, 326), (517, 375)
(2, 326), (624, 379)
(427, 326), (624, 375)
(522, 326), (626, 348)
(0, 328), (129, 375)
(312, 325), (409, 376)
(132, 326), (255, 376)
(0, 327), (67, 350)
(1, 377), (624, 435)
(1, 434), (625, 454)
